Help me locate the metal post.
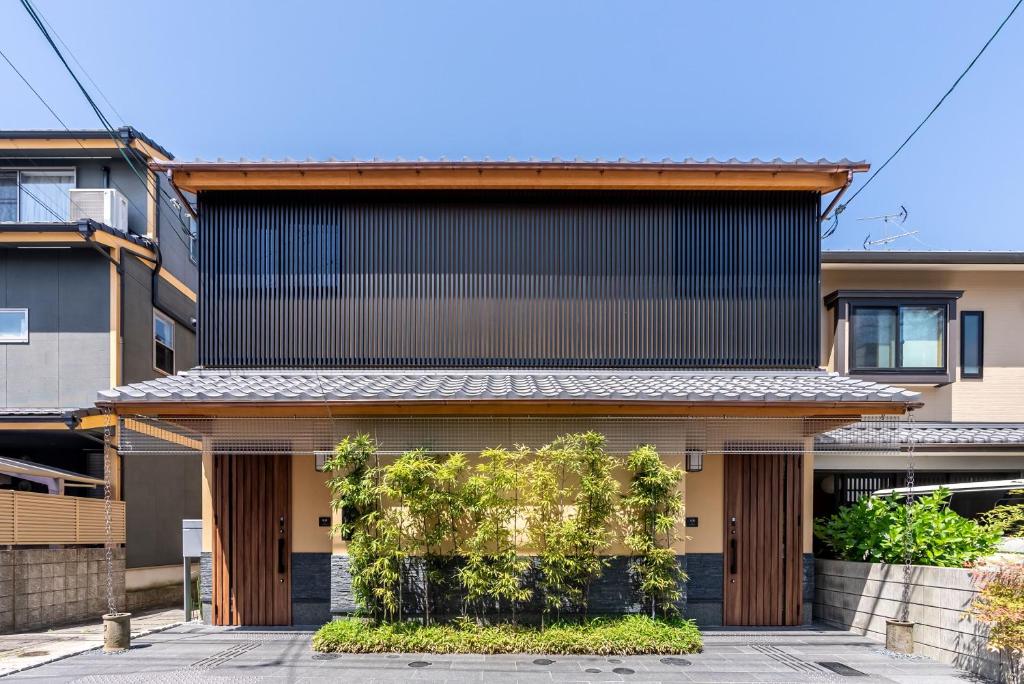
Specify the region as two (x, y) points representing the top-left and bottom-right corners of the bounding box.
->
(183, 558), (191, 622)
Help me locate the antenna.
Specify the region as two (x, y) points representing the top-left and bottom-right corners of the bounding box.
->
(859, 205), (924, 250)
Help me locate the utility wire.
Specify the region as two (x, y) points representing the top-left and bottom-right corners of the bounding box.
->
(0, 49), (195, 253)
(19, 0), (196, 249)
(823, 0), (1022, 236)
(35, 9), (127, 124)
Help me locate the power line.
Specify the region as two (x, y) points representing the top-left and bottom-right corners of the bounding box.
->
(0, 49), (195, 252)
(18, 0), (196, 250)
(822, 0), (1022, 236)
(34, 9), (127, 124)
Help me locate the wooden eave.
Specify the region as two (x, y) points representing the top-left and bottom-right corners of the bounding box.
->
(155, 162), (868, 194)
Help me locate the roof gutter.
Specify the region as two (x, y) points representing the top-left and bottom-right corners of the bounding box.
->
(820, 170), (853, 222)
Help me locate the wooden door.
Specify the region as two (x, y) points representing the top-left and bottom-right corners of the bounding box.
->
(212, 453), (291, 626)
(723, 453), (803, 626)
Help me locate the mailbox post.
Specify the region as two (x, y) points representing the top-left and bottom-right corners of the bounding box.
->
(182, 519), (202, 621)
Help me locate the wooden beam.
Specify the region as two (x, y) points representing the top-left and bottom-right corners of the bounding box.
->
(103, 399), (914, 419)
(0, 421), (69, 431)
(167, 168), (856, 194)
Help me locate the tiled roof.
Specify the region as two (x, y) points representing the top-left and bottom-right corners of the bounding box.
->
(98, 369), (918, 405)
(0, 407), (72, 418)
(818, 422), (1024, 448)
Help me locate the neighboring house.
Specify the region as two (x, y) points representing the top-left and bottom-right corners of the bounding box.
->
(0, 128), (200, 629)
(815, 251), (1024, 518)
(96, 157), (919, 628)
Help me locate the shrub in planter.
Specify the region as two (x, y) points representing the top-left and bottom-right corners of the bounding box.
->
(814, 488), (1000, 567)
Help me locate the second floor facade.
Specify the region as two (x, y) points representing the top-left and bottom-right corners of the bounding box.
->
(821, 251), (1024, 422)
(0, 129), (198, 409)
(163, 157), (867, 371)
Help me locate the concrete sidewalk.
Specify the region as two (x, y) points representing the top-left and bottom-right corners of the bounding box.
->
(2, 622), (985, 682)
(0, 607), (183, 677)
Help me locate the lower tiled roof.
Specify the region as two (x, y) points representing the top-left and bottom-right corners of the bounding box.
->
(0, 407), (73, 419)
(97, 369), (919, 405)
(818, 422), (1024, 448)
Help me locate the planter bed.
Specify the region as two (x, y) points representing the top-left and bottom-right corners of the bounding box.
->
(312, 615), (702, 655)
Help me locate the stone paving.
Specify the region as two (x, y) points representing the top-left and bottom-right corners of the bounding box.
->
(1, 623), (984, 683)
(0, 607), (182, 677)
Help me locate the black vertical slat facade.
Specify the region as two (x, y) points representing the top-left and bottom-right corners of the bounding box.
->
(199, 190), (821, 369)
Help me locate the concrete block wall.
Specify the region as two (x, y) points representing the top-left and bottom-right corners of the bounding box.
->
(0, 548), (126, 633)
(814, 559), (1015, 682)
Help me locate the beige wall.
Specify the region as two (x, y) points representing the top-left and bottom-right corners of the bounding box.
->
(292, 455), (334, 553)
(202, 443), (814, 560)
(682, 454), (723, 553)
(822, 267), (1024, 422)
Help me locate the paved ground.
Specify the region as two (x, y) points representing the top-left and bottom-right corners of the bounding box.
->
(0, 623), (981, 683)
(0, 607), (183, 677)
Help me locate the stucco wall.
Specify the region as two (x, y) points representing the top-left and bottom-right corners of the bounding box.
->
(822, 267), (1024, 422)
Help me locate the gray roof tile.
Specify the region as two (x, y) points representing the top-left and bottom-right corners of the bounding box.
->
(97, 369), (919, 405)
(819, 422), (1024, 448)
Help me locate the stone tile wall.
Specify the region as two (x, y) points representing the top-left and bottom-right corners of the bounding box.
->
(0, 547), (126, 633)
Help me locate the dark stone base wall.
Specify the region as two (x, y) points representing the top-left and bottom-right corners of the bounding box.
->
(199, 551), (211, 623)
(292, 553), (331, 625)
(199, 550), (815, 627)
(329, 554), (686, 622)
(683, 553), (723, 626)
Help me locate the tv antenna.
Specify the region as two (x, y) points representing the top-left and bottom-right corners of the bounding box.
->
(858, 205), (923, 250)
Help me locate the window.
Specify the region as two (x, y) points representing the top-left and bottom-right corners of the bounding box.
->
(0, 169), (75, 222)
(0, 309), (29, 343)
(851, 303), (946, 372)
(154, 311), (175, 374)
(961, 311), (984, 379)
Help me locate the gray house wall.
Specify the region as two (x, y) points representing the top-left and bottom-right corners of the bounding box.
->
(122, 254), (197, 384)
(123, 451), (201, 568)
(0, 248), (109, 409)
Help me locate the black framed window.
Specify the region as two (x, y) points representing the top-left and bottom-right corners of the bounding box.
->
(154, 311), (175, 374)
(960, 311), (984, 379)
(850, 303), (946, 372)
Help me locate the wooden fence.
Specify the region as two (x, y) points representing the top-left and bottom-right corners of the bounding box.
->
(0, 490), (125, 545)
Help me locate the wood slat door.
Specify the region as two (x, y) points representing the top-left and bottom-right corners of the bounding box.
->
(723, 453), (803, 626)
(212, 453), (291, 626)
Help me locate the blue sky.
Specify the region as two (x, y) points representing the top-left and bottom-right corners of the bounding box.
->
(1, 1), (1021, 250)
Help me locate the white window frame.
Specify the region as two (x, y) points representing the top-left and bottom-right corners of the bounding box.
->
(153, 310), (175, 375)
(0, 308), (29, 344)
(0, 168), (77, 223)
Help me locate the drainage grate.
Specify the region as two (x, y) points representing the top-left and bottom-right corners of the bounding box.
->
(752, 644), (825, 674)
(190, 641), (260, 669)
(818, 661), (868, 677)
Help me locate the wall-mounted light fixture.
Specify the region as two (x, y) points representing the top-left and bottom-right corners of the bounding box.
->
(314, 451), (332, 472)
(685, 450), (704, 473)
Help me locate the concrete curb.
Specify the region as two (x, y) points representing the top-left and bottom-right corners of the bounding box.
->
(0, 619), (185, 678)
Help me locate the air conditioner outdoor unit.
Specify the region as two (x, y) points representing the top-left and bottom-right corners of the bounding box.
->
(69, 188), (129, 233)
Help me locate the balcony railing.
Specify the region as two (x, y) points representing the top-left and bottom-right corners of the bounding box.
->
(0, 490), (125, 545)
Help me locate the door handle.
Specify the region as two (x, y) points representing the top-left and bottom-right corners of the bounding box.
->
(730, 538), (738, 575)
(278, 515), (286, 574)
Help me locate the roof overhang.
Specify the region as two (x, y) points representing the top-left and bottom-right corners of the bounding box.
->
(0, 127), (173, 161)
(153, 159), (869, 194)
(823, 251), (1024, 272)
(0, 457), (105, 486)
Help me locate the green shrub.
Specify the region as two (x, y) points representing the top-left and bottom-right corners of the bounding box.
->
(311, 615), (702, 655)
(980, 492), (1024, 538)
(621, 444), (686, 617)
(814, 488), (1000, 567)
